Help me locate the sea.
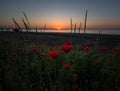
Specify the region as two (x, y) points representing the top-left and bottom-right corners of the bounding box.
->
(1, 28), (120, 35)
(27, 29), (120, 35)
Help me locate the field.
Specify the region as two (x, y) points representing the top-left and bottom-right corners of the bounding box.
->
(0, 31), (120, 91)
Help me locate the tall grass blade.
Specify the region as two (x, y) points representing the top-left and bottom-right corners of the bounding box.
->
(12, 18), (22, 32)
(78, 22), (82, 33)
(70, 18), (73, 33)
(84, 10), (88, 34)
(35, 27), (38, 33)
(98, 29), (101, 47)
(23, 11), (30, 26)
(74, 23), (77, 33)
(41, 26), (43, 32)
(22, 18), (29, 32)
(44, 24), (46, 32)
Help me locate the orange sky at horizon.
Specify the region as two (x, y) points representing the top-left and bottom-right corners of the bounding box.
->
(0, 21), (120, 30)
(0, 18), (120, 29)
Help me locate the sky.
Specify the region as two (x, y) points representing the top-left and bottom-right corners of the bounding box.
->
(0, 0), (120, 29)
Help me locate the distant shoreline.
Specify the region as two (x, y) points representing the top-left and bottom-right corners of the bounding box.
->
(0, 31), (120, 40)
(0, 28), (120, 35)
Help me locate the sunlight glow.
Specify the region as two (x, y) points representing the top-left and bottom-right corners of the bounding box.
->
(57, 26), (62, 30)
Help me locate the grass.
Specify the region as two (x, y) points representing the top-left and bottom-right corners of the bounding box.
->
(0, 32), (120, 91)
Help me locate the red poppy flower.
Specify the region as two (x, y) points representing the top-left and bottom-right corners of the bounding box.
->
(90, 41), (96, 45)
(113, 47), (119, 52)
(49, 56), (53, 60)
(73, 83), (79, 89)
(40, 53), (46, 57)
(7, 54), (15, 62)
(65, 63), (71, 69)
(13, 28), (20, 32)
(25, 52), (30, 56)
(6, 48), (11, 52)
(101, 47), (107, 52)
(59, 33), (64, 36)
(49, 47), (53, 51)
(33, 47), (38, 52)
(49, 51), (59, 59)
(84, 46), (90, 51)
(5, 39), (10, 45)
(66, 40), (72, 45)
(62, 45), (72, 53)
(38, 45), (42, 49)
(52, 42), (57, 46)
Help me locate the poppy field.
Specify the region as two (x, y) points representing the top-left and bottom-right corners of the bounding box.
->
(0, 32), (120, 91)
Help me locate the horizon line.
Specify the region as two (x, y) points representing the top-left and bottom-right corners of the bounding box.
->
(0, 27), (120, 30)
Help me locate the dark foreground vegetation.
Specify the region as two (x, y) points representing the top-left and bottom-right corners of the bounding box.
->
(0, 31), (120, 91)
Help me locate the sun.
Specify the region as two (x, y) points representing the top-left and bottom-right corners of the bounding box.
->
(57, 26), (62, 30)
